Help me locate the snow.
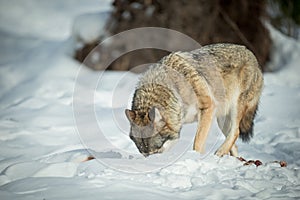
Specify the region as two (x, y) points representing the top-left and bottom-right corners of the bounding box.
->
(0, 0), (300, 199)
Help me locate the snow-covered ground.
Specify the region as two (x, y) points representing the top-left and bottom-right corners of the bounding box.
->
(0, 1), (299, 199)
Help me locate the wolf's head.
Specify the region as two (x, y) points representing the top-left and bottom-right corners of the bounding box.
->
(125, 107), (179, 157)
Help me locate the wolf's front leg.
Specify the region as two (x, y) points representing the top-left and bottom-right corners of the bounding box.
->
(193, 102), (214, 154)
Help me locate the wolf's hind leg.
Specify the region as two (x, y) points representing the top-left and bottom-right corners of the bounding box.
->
(215, 105), (241, 157)
(216, 98), (260, 157)
(217, 113), (239, 156)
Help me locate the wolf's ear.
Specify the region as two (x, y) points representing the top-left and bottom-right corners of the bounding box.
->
(149, 107), (164, 124)
(125, 109), (136, 123)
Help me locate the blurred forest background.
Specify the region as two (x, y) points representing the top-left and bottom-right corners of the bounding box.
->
(75, 0), (300, 72)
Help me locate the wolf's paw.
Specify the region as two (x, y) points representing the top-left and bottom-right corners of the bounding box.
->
(194, 147), (206, 154)
(193, 144), (206, 154)
(215, 148), (229, 157)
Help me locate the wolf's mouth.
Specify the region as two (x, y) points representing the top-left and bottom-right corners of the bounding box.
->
(142, 139), (178, 157)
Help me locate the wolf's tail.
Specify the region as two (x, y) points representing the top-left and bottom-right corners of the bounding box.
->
(239, 105), (258, 142)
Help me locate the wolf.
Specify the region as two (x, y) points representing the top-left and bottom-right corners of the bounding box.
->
(125, 43), (263, 157)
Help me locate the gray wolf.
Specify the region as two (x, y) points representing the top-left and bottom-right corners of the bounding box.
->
(125, 43), (263, 157)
